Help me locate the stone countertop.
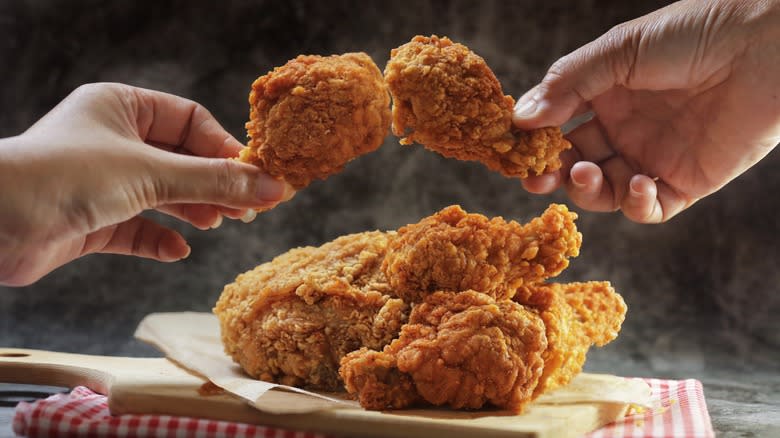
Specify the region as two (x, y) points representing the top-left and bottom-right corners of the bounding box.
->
(1, 1), (778, 436)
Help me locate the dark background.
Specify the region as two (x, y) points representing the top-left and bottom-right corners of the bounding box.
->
(1, 1), (778, 436)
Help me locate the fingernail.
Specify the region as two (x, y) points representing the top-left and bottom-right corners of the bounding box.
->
(570, 171), (587, 189)
(281, 182), (296, 202)
(256, 174), (286, 202)
(630, 182), (641, 197)
(182, 245), (191, 259)
(514, 95), (539, 119)
(629, 176), (645, 197)
(240, 209), (257, 223)
(210, 215), (223, 229)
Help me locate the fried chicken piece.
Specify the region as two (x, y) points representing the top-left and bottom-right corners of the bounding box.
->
(385, 35), (571, 178)
(213, 231), (409, 390)
(338, 348), (420, 410)
(382, 204), (582, 302)
(514, 281), (627, 396)
(240, 52), (391, 189)
(340, 291), (547, 412)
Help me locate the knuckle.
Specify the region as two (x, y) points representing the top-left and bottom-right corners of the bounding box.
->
(542, 52), (590, 102)
(545, 57), (570, 82)
(192, 102), (214, 120)
(541, 57), (571, 92)
(212, 159), (250, 200)
(69, 83), (136, 114)
(603, 22), (642, 83)
(71, 82), (123, 99)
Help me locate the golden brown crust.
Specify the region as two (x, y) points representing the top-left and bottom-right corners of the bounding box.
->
(339, 348), (420, 410)
(213, 231), (409, 390)
(514, 281), (627, 396)
(216, 204), (627, 411)
(559, 281), (627, 347)
(382, 204), (582, 302)
(340, 291), (547, 412)
(241, 52), (391, 189)
(385, 35), (571, 178)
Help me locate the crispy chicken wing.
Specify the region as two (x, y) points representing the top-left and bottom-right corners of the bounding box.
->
(213, 231), (409, 390)
(340, 291), (547, 412)
(382, 204), (582, 302)
(514, 281), (627, 396)
(240, 52), (391, 189)
(385, 35), (571, 178)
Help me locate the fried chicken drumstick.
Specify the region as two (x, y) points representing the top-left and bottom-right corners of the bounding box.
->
(240, 53), (391, 189)
(385, 35), (571, 178)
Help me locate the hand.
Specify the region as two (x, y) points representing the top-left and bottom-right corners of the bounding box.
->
(0, 83), (295, 286)
(513, 0), (780, 223)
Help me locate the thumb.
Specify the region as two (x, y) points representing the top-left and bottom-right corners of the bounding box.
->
(513, 23), (640, 129)
(152, 153), (295, 210)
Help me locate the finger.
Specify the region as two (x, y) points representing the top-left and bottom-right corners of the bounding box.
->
(240, 209), (258, 223)
(513, 23), (641, 129)
(655, 180), (697, 223)
(565, 155), (636, 213)
(156, 204), (224, 230)
(521, 171), (562, 194)
(564, 118), (616, 164)
(599, 155), (637, 210)
(620, 174), (663, 223)
(565, 161), (618, 212)
(151, 153), (296, 210)
(84, 216), (190, 262)
(131, 87), (244, 158)
(216, 206), (248, 220)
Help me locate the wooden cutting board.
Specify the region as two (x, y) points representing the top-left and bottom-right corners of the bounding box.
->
(0, 347), (644, 438)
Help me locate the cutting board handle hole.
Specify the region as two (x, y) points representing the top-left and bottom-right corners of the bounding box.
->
(0, 353), (30, 358)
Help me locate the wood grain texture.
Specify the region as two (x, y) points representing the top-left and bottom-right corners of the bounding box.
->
(0, 348), (643, 438)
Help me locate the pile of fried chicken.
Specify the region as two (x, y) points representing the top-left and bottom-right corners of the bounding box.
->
(214, 35), (625, 413)
(214, 204), (626, 412)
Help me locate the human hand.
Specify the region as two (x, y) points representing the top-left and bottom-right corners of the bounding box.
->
(0, 83), (294, 286)
(513, 0), (780, 223)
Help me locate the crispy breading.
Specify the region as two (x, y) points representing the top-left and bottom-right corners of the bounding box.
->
(560, 281), (627, 346)
(341, 291), (547, 412)
(216, 204), (627, 411)
(338, 348), (420, 410)
(382, 204), (582, 302)
(385, 35), (571, 178)
(213, 231), (409, 390)
(240, 52), (391, 189)
(514, 281), (627, 396)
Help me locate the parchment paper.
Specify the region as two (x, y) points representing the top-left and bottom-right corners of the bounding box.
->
(134, 312), (652, 415)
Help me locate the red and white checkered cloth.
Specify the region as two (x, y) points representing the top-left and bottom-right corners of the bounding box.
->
(12, 386), (327, 438)
(13, 379), (713, 438)
(584, 379), (714, 438)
